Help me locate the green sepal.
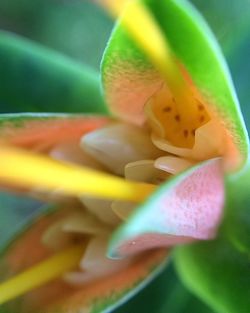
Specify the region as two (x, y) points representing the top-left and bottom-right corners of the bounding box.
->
(0, 31), (108, 114)
(222, 163), (250, 253)
(0, 112), (107, 127)
(102, 0), (249, 167)
(0, 113), (110, 149)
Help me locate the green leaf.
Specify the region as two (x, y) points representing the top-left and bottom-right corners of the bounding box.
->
(174, 234), (250, 313)
(0, 0), (113, 70)
(115, 263), (214, 313)
(223, 165), (250, 254)
(0, 31), (108, 114)
(101, 0), (249, 167)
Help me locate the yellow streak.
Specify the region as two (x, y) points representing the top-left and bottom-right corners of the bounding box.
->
(0, 245), (83, 305)
(102, 0), (198, 123)
(0, 145), (155, 202)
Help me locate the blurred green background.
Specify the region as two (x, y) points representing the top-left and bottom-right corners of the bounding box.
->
(0, 0), (250, 312)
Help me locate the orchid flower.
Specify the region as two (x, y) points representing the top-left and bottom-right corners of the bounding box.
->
(0, 1), (249, 313)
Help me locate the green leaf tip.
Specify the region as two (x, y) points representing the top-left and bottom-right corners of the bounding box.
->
(0, 31), (108, 114)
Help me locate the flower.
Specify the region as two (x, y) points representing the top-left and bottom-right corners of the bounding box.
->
(0, 1), (249, 313)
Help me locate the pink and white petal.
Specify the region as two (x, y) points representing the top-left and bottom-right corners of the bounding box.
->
(108, 158), (224, 258)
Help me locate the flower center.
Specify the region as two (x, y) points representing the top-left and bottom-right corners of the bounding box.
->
(146, 84), (210, 148)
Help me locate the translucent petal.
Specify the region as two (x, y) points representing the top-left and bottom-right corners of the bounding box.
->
(111, 201), (136, 221)
(61, 212), (108, 234)
(64, 235), (132, 285)
(42, 219), (73, 251)
(80, 235), (132, 276)
(125, 159), (169, 184)
(81, 198), (120, 226)
(49, 141), (105, 170)
(112, 160), (169, 220)
(154, 156), (194, 175)
(81, 123), (162, 175)
(42, 211), (106, 250)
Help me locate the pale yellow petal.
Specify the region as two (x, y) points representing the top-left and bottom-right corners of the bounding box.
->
(64, 224), (132, 286)
(81, 123), (161, 175)
(154, 156), (194, 175)
(50, 141), (105, 170)
(42, 211), (106, 250)
(111, 201), (136, 221)
(77, 235), (131, 283)
(81, 197), (120, 226)
(125, 159), (169, 184)
(62, 212), (108, 234)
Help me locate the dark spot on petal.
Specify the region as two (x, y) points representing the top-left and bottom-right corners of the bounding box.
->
(163, 106), (172, 112)
(175, 114), (181, 122)
(192, 129), (196, 136)
(183, 130), (188, 138)
(198, 104), (204, 111)
(200, 115), (205, 123)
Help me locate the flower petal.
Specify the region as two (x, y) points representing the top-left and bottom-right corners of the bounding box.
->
(81, 123), (161, 175)
(108, 158), (224, 258)
(102, 0), (249, 170)
(0, 114), (110, 152)
(1, 207), (168, 313)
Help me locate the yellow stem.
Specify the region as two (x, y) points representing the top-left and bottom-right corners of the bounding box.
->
(0, 245), (84, 305)
(0, 145), (155, 202)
